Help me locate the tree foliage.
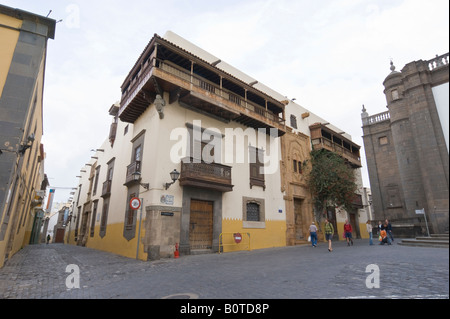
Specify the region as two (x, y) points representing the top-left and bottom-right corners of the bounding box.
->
(305, 149), (357, 220)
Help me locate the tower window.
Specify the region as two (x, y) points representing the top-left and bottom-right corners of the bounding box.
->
(391, 89), (399, 100)
(290, 114), (298, 129)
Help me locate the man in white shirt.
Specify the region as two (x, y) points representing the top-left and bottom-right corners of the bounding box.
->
(309, 222), (318, 247)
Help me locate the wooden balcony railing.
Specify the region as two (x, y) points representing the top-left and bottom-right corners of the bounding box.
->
(157, 59), (284, 125)
(119, 56), (285, 128)
(180, 157), (233, 192)
(311, 137), (361, 167)
(351, 193), (363, 208)
(101, 180), (112, 198)
(125, 161), (141, 185)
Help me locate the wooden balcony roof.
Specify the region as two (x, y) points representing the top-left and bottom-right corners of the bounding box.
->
(309, 123), (362, 168)
(118, 34), (286, 136)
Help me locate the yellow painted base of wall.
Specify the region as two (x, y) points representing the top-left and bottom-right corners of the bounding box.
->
(66, 222), (148, 261)
(0, 241), (7, 268)
(0, 223), (30, 269)
(359, 224), (370, 239)
(221, 218), (286, 253)
(63, 218), (367, 262)
(330, 222), (370, 241)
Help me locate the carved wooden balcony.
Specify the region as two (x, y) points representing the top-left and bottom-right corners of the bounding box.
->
(101, 180), (112, 198)
(118, 34), (286, 136)
(179, 157), (233, 192)
(310, 123), (362, 168)
(124, 161), (141, 186)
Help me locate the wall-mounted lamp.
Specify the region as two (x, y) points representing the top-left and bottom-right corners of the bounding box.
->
(18, 133), (35, 155)
(164, 169), (180, 190)
(131, 171), (150, 190)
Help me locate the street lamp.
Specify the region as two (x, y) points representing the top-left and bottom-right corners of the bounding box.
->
(1, 134), (35, 156)
(164, 169), (180, 190)
(18, 133), (35, 155)
(131, 171), (149, 190)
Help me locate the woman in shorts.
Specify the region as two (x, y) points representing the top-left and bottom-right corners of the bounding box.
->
(324, 218), (334, 252)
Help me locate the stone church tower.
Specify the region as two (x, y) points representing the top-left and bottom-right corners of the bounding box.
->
(362, 54), (449, 236)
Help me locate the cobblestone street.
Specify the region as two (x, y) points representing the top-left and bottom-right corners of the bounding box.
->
(0, 239), (448, 300)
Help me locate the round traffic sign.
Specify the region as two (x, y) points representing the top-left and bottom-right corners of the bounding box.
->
(130, 197), (141, 210)
(233, 233), (242, 244)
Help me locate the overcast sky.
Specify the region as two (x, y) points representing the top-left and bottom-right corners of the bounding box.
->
(3, 0), (449, 205)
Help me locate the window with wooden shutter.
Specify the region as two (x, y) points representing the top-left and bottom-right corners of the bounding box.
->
(249, 146), (265, 189)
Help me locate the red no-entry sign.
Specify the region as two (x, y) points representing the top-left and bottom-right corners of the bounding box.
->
(234, 233), (242, 244)
(130, 197), (141, 210)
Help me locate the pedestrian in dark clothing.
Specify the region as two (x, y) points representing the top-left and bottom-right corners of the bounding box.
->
(46, 234), (51, 244)
(385, 219), (394, 242)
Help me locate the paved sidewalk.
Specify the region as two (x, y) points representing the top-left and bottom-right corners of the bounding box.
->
(0, 239), (448, 299)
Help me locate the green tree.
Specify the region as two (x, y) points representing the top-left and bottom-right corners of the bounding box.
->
(305, 149), (357, 221)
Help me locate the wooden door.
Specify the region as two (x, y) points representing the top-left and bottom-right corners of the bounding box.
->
(55, 228), (65, 243)
(78, 210), (90, 246)
(190, 200), (213, 250)
(294, 199), (304, 240)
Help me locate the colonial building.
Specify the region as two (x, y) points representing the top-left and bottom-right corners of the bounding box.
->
(0, 5), (55, 268)
(361, 53), (449, 236)
(281, 113), (365, 243)
(68, 31), (367, 261)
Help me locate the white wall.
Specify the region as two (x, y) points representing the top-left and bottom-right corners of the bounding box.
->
(432, 82), (449, 153)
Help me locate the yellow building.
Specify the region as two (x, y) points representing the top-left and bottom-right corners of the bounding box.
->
(0, 5), (55, 268)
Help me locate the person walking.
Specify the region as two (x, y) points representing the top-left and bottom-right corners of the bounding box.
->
(324, 218), (334, 252)
(385, 219), (394, 243)
(309, 222), (318, 247)
(46, 234), (51, 245)
(366, 220), (373, 245)
(344, 219), (354, 246)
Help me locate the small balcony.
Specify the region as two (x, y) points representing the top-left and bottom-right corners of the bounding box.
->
(351, 193), (363, 208)
(124, 161), (141, 186)
(179, 157), (233, 192)
(101, 180), (112, 198)
(109, 122), (117, 145)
